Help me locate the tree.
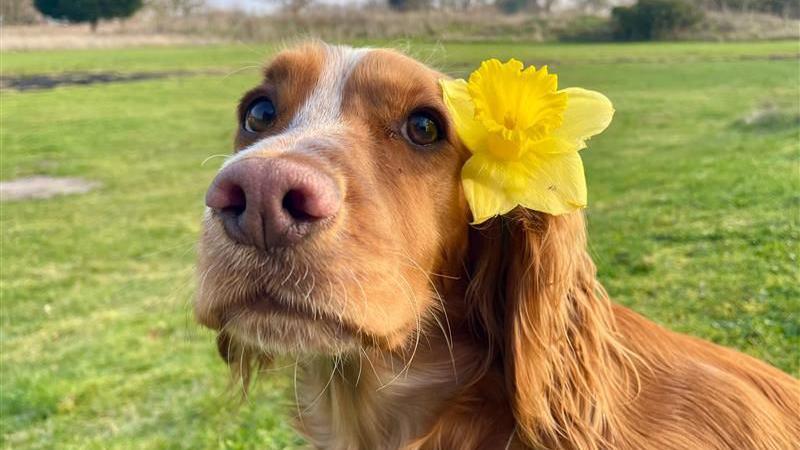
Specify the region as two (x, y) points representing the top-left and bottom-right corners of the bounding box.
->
(387, 0), (433, 11)
(612, 0), (703, 40)
(496, 0), (532, 14)
(33, 0), (143, 31)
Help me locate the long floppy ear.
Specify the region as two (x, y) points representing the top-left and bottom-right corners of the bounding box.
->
(466, 208), (635, 450)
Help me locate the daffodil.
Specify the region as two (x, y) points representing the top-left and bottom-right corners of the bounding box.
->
(440, 59), (614, 223)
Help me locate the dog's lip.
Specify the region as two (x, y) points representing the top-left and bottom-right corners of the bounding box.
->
(243, 293), (320, 320)
(227, 290), (359, 334)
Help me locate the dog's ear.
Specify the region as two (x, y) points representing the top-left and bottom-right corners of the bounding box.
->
(466, 208), (632, 449)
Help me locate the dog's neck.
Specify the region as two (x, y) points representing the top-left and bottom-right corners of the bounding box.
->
(297, 330), (519, 450)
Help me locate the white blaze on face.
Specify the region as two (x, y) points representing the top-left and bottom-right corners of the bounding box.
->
(224, 45), (370, 168)
(290, 45), (369, 130)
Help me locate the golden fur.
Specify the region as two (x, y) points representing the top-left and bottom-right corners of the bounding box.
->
(196, 42), (800, 449)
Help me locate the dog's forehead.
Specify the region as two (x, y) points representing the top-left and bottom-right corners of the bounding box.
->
(229, 44), (441, 164)
(288, 44), (369, 129)
(345, 49), (444, 111)
(264, 43), (441, 126)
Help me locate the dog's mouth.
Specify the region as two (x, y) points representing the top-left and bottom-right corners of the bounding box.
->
(207, 284), (362, 355)
(239, 290), (354, 331)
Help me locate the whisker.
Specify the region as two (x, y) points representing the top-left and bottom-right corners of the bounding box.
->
(296, 263), (310, 287)
(302, 358), (339, 414)
(391, 250), (457, 378)
(280, 260), (295, 287)
(238, 341), (249, 403)
(430, 312), (458, 380)
(360, 347), (382, 384)
(355, 349), (364, 386)
(222, 64), (262, 80)
(201, 154), (231, 167)
(378, 271), (421, 391)
(293, 354), (306, 427)
(255, 320), (266, 352)
(345, 267), (387, 328)
(303, 273), (316, 303)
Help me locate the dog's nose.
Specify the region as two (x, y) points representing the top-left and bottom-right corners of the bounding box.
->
(205, 158), (340, 249)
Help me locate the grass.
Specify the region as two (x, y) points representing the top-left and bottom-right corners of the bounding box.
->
(1, 40), (798, 449)
(2, 40), (798, 75)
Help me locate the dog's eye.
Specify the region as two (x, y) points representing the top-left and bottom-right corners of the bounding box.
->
(244, 98), (276, 133)
(404, 112), (441, 146)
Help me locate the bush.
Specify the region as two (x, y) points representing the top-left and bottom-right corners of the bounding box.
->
(556, 15), (614, 41)
(612, 0), (704, 41)
(496, 0), (531, 14)
(33, 0), (143, 31)
(749, 0), (799, 18)
(387, 0), (433, 12)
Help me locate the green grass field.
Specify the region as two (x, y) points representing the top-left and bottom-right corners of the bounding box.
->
(1, 40), (798, 449)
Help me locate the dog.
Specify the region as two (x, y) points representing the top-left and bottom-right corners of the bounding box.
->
(195, 42), (799, 449)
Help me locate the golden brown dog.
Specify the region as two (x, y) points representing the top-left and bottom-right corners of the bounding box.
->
(195, 42), (800, 449)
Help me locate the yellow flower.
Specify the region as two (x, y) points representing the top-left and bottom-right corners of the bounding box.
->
(440, 58), (614, 223)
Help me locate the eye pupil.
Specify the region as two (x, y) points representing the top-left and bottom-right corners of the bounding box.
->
(406, 113), (440, 146)
(245, 98), (276, 133)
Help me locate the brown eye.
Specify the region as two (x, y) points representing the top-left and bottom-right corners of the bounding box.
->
(244, 98), (276, 133)
(404, 112), (441, 146)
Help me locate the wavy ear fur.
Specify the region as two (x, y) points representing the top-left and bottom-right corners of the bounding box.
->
(466, 208), (637, 450)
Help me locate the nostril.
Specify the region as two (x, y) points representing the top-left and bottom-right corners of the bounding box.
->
(282, 189), (314, 222)
(206, 178), (247, 216)
(223, 184), (246, 216)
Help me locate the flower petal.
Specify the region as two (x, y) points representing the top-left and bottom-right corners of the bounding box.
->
(467, 59), (524, 135)
(461, 153), (520, 223)
(468, 60), (566, 144)
(555, 87), (614, 149)
(440, 78), (487, 153)
(525, 136), (580, 155)
(515, 150), (587, 215)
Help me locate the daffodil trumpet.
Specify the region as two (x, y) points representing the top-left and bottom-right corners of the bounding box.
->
(440, 58), (614, 224)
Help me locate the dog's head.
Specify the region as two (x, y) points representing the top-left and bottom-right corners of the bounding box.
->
(196, 42), (618, 446)
(196, 43), (472, 357)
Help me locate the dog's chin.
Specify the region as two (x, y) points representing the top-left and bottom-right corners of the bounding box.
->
(206, 292), (361, 356)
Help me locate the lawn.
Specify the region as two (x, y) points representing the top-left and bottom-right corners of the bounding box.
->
(1, 40), (798, 449)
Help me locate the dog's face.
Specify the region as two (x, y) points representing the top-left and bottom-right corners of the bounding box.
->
(195, 43), (471, 355)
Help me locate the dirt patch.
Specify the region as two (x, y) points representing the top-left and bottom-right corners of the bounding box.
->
(736, 103), (800, 131)
(0, 176), (100, 201)
(1, 70), (220, 91)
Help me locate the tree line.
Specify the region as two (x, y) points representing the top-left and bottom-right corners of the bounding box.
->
(2, 0), (796, 29)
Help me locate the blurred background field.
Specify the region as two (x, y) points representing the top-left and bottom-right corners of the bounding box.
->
(1, 0), (799, 449)
(2, 0), (799, 48)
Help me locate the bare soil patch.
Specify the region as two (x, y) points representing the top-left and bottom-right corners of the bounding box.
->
(0, 176), (100, 201)
(1, 70), (225, 91)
